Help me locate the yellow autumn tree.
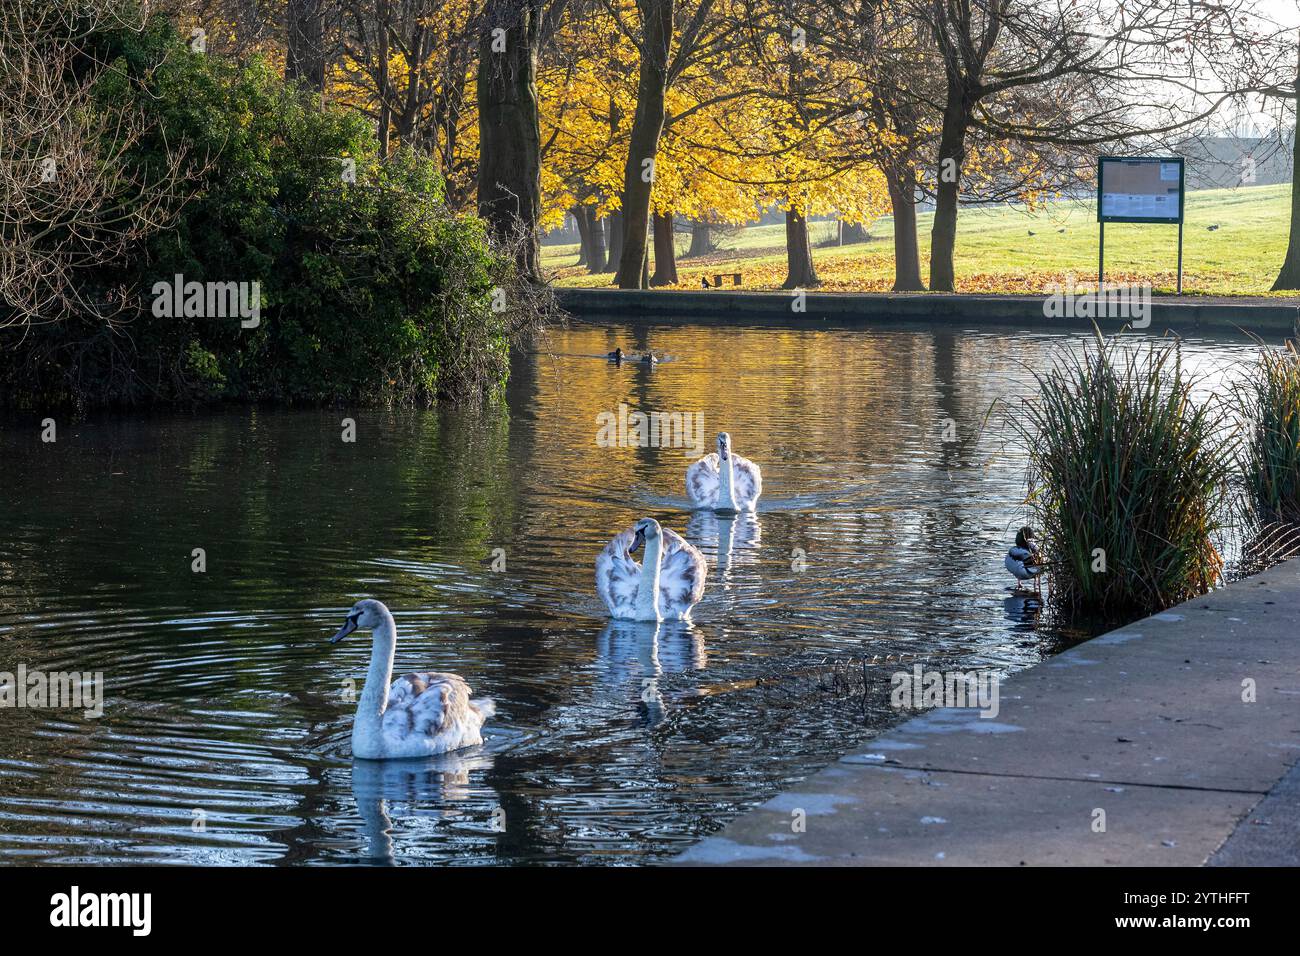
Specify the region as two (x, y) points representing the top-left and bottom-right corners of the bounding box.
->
(328, 1), (481, 209)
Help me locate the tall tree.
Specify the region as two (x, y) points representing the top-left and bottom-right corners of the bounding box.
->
(1272, 40), (1300, 290)
(1234, 21), (1300, 289)
(478, 0), (571, 279)
(286, 0), (327, 91)
(478, 0), (544, 278)
(914, 0), (1246, 291)
(336, 0), (481, 201)
(613, 0), (676, 287)
(650, 211), (678, 283)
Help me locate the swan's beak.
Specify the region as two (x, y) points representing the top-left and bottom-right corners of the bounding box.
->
(330, 616), (358, 644)
(628, 528), (645, 555)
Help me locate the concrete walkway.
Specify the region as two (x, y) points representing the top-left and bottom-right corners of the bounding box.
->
(674, 558), (1300, 866)
(556, 288), (1299, 337)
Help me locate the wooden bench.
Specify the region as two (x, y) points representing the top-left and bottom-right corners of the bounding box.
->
(705, 273), (743, 288)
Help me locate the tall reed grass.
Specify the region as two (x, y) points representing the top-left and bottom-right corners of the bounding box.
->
(1235, 341), (1300, 524)
(1016, 332), (1231, 618)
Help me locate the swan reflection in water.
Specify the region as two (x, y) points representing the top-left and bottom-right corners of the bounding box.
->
(350, 747), (496, 864)
(596, 620), (706, 725)
(686, 509), (761, 584)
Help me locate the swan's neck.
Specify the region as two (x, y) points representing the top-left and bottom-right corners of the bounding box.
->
(718, 454), (738, 510)
(356, 614), (396, 740)
(635, 536), (663, 620)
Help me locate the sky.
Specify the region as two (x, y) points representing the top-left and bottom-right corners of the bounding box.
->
(1257, 0), (1300, 27)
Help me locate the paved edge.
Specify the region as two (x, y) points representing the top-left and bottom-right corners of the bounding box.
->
(669, 557), (1300, 866)
(555, 288), (1300, 336)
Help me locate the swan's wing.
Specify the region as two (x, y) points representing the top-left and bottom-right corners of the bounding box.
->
(383, 672), (474, 739)
(596, 528), (642, 617)
(686, 454), (720, 507)
(659, 528), (707, 613)
(732, 454), (763, 506)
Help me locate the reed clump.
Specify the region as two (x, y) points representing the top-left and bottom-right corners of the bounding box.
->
(1017, 333), (1230, 618)
(1236, 341), (1300, 525)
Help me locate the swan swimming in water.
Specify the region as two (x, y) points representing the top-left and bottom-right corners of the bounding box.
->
(596, 518), (707, 621)
(1005, 526), (1043, 593)
(686, 432), (762, 511)
(329, 599), (495, 759)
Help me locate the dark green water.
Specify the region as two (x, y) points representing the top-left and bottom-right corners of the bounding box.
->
(0, 322), (1257, 864)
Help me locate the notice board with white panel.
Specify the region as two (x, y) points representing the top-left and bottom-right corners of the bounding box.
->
(1096, 156), (1186, 291)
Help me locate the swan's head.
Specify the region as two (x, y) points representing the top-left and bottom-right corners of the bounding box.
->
(627, 518), (662, 556)
(716, 432), (732, 461)
(1015, 526), (1035, 549)
(330, 599), (389, 643)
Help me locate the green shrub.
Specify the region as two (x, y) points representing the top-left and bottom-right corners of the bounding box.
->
(1, 14), (541, 408)
(1016, 332), (1231, 618)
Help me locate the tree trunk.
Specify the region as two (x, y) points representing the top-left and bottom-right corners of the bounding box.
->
(650, 211), (678, 286)
(929, 80), (970, 292)
(782, 209), (820, 289)
(285, 0), (326, 93)
(885, 161), (925, 292)
(477, 0), (543, 280)
(840, 221), (870, 244)
(604, 211), (623, 274)
(572, 207), (590, 267)
(580, 206), (606, 272)
(614, 0), (674, 289)
(377, 0), (391, 158)
(686, 221), (714, 257)
(1273, 50), (1300, 289)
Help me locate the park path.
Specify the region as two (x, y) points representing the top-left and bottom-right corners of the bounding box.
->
(673, 558), (1300, 866)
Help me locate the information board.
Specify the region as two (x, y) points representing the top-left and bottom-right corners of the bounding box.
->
(1097, 156), (1184, 224)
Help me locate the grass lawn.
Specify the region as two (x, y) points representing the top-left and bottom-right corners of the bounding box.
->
(543, 183), (1296, 296)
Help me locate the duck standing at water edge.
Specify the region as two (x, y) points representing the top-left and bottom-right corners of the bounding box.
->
(597, 518), (707, 621)
(1005, 526), (1044, 595)
(329, 599), (495, 759)
(687, 432), (762, 511)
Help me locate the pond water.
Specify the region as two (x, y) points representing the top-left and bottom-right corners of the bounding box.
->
(0, 321), (1262, 865)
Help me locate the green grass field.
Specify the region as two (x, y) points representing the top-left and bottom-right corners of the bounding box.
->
(543, 183), (1295, 296)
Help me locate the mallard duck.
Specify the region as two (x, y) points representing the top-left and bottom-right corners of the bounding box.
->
(1005, 526), (1043, 593)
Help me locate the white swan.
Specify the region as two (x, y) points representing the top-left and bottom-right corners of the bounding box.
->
(1005, 526), (1043, 592)
(596, 518), (707, 621)
(329, 599), (495, 759)
(686, 432), (762, 511)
